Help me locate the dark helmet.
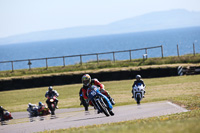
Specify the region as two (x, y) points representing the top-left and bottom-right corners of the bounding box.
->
(38, 102), (43, 106)
(136, 75), (141, 81)
(48, 86), (53, 91)
(82, 74), (91, 86)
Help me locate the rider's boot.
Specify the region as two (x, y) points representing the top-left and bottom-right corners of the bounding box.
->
(132, 91), (135, 98)
(55, 104), (58, 109)
(143, 91), (146, 98)
(84, 104), (88, 112)
(55, 100), (59, 109)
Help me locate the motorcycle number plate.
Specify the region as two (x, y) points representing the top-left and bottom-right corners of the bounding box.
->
(91, 91), (96, 96)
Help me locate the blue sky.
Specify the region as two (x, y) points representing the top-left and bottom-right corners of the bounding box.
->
(0, 0), (200, 38)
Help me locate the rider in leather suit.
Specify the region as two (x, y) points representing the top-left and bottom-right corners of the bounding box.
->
(79, 74), (115, 111)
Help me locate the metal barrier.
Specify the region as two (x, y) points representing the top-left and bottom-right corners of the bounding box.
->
(177, 66), (200, 75)
(0, 45), (163, 71)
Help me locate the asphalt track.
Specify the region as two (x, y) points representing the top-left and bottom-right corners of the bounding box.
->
(0, 101), (188, 133)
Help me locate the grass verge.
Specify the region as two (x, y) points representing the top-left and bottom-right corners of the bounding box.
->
(1, 75), (200, 112)
(0, 54), (200, 78)
(40, 75), (200, 133)
(1, 75), (200, 133)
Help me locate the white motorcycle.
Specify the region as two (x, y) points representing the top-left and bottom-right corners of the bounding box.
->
(132, 83), (145, 105)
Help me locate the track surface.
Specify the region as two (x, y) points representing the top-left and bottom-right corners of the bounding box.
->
(0, 101), (188, 133)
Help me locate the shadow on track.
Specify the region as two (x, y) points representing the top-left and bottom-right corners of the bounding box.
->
(66, 116), (107, 122)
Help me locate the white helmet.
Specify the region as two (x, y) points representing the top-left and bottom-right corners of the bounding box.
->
(136, 75), (141, 80)
(49, 86), (53, 91)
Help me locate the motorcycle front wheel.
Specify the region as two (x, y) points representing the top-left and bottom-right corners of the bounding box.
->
(136, 96), (141, 105)
(96, 100), (110, 117)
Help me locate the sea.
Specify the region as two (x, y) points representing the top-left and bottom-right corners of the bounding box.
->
(0, 26), (200, 71)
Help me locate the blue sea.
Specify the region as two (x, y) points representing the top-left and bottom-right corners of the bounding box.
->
(0, 26), (200, 71)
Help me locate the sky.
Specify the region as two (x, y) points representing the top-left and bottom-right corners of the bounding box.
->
(0, 0), (200, 38)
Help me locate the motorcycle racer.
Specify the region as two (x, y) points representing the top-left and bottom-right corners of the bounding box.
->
(131, 75), (146, 98)
(45, 86), (59, 109)
(79, 74), (115, 111)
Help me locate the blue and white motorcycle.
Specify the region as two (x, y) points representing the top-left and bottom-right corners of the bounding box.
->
(87, 85), (114, 116)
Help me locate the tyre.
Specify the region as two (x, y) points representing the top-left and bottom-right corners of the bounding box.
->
(109, 110), (114, 116)
(50, 103), (55, 115)
(96, 100), (110, 117)
(136, 96), (141, 105)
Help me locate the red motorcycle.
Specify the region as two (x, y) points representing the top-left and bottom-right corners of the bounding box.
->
(47, 96), (57, 115)
(38, 106), (50, 116)
(3, 111), (13, 120)
(1, 111), (13, 124)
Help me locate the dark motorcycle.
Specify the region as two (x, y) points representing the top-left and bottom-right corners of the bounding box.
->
(87, 85), (114, 117)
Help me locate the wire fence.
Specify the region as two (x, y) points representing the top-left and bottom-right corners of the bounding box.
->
(0, 45), (163, 72)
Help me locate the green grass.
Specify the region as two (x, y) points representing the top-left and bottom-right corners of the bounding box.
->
(40, 75), (200, 133)
(0, 54), (200, 78)
(1, 75), (200, 132)
(0, 75), (200, 112)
